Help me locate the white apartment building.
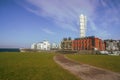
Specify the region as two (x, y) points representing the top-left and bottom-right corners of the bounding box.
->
(31, 43), (37, 49)
(31, 40), (50, 50)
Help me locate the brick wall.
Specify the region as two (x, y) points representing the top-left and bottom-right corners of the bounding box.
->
(72, 37), (105, 51)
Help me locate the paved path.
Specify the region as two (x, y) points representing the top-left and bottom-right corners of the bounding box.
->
(54, 54), (120, 80)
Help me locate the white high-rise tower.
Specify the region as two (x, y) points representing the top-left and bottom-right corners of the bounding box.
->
(80, 14), (87, 38)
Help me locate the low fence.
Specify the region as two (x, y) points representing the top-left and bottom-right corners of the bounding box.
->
(20, 49), (97, 54)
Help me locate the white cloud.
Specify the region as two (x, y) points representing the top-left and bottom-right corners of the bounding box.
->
(42, 28), (55, 35)
(17, 0), (120, 39)
(88, 18), (97, 31)
(97, 30), (111, 39)
(21, 0), (97, 32)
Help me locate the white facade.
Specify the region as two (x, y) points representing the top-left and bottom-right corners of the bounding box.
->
(51, 43), (58, 49)
(80, 14), (87, 38)
(37, 42), (44, 50)
(37, 40), (50, 50)
(31, 43), (37, 49)
(31, 40), (50, 50)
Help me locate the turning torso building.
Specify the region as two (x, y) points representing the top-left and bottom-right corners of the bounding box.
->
(80, 14), (87, 38)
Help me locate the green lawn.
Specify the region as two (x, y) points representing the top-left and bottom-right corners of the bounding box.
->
(66, 54), (120, 73)
(0, 52), (79, 80)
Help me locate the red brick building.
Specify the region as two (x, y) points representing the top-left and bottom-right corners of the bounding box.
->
(72, 36), (105, 51)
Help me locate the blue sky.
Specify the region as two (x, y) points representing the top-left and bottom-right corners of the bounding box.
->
(0, 0), (120, 48)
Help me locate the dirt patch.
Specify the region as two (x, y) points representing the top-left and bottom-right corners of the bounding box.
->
(54, 54), (120, 80)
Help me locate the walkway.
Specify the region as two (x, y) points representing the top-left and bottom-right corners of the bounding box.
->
(54, 54), (120, 80)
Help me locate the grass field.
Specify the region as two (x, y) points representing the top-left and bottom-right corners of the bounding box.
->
(0, 52), (79, 80)
(66, 54), (120, 73)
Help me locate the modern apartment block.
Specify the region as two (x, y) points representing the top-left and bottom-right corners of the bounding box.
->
(60, 36), (105, 51)
(31, 40), (50, 50)
(61, 37), (72, 50)
(104, 39), (120, 51)
(72, 36), (105, 51)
